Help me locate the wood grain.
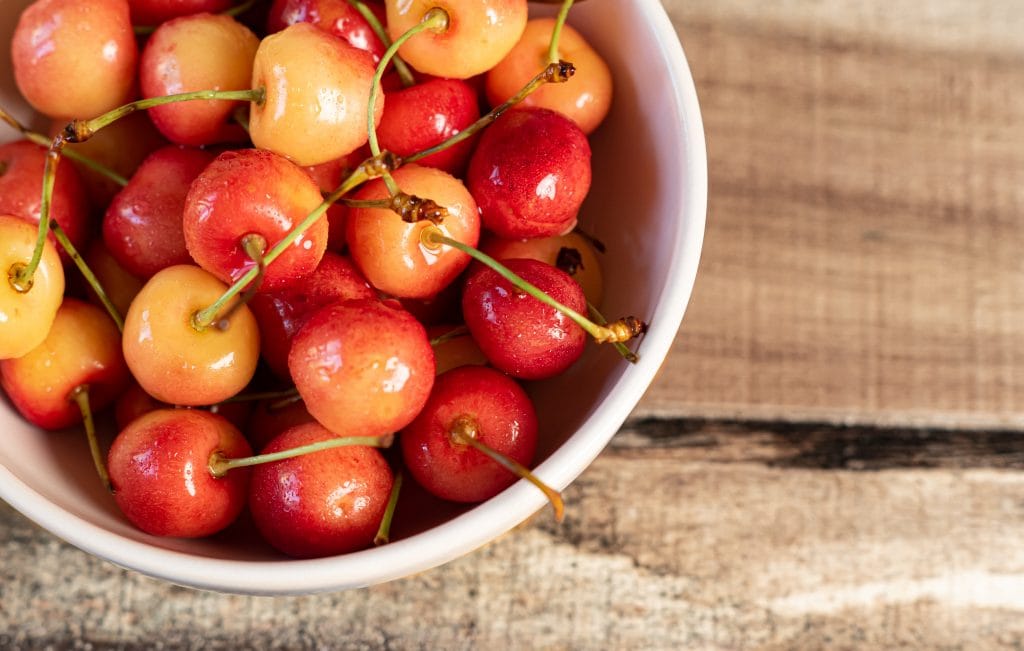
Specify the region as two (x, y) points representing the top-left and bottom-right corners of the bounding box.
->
(637, 0), (1024, 429)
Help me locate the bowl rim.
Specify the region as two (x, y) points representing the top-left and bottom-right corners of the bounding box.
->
(0, 0), (707, 594)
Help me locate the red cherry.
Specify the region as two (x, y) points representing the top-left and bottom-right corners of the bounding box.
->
(114, 381), (165, 431)
(401, 366), (537, 503)
(467, 107), (591, 239)
(248, 252), (376, 379)
(128, 0), (232, 26)
(182, 149), (327, 291)
(103, 146), (214, 279)
(376, 78), (480, 175)
(302, 148), (367, 251)
(267, 0), (387, 62)
(289, 299), (435, 436)
(248, 422), (394, 558)
(244, 398), (316, 452)
(462, 258), (586, 380)
(107, 408), (252, 538)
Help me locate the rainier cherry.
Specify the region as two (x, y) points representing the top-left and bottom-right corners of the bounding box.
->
(0, 215), (64, 360)
(83, 242), (144, 317)
(482, 231), (604, 307)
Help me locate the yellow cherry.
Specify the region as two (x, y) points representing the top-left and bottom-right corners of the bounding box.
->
(0, 215), (65, 360)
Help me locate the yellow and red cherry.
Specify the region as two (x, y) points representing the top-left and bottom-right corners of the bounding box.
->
(113, 381), (165, 430)
(248, 422), (394, 558)
(83, 241), (144, 318)
(401, 365), (537, 503)
(267, 0), (387, 62)
(183, 149), (327, 291)
(345, 164), (479, 299)
(0, 215), (64, 360)
(12, 0), (138, 120)
(289, 298), (435, 436)
(122, 265), (260, 406)
(428, 325), (487, 376)
(103, 146), (214, 279)
(385, 0), (527, 80)
(467, 107), (591, 239)
(250, 23), (384, 166)
(0, 140), (91, 264)
(482, 231), (604, 307)
(376, 79), (480, 175)
(248, 252), (375, 380)
(107, 408), (253, 538)
(244, 398), (315, 452)
(127, 0), (232, 26)
(0, 298), (130, 430)
(462, 258), (586, 380)
(140, 13), (260, 147)
(486, 18), (613, 135)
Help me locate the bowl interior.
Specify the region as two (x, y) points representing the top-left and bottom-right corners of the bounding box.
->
(0, 0), (706, 593)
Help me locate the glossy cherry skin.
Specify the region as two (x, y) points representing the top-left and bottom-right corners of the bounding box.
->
(0, 299), (130, 430)
(0, 215), (64, 360)
(83, 241), (144, 318)
(107, 408), (252, 538)
(289, 299), (435, 436)
(481, 231), (603, 307)
(183, 149), (327, 291)
(122, 265), (260, 406)
(401, 365), (537, 503)
(385, 0), (527, 80)
(140, 13), (259, 146)
(345, 164), (479, 299)
(12, 0), (138, 119)
(0, 140), (91, 264)
(128, 0), (231, 26)
(462, 258), (586, 380)
(248, 252), (375, 379)
(376, 78), (480, 175)
(467, 107), (591, 239)
(267, 0), (387, 62)
(250, 23), (384, 166)
(486, 18), (613, 135)
(104, 146), (214, 279)
(248, 422), (394, 558)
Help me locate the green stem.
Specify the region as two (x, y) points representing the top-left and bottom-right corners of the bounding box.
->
(51, 222), (124, 332)
(429, 325), (469, 347)
(69, 386), (113, 493)
(588, 301), (638, 363)
(405, 60), (574, 165)
(208, 434), (394, 477)
(223, 0), (257, 18)
(547, 0), (576, 64)
(347, 0), (416, 87)
(374, 471), (403, 545)
(13, 136), (63, 287)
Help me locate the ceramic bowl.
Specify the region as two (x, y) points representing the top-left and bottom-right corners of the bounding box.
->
(0, 0), (706, 594)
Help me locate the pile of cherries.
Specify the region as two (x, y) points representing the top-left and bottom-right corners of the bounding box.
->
(0, 0), (645, 558)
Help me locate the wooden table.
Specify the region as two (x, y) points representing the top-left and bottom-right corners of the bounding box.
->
(3, 1), (1023, 648)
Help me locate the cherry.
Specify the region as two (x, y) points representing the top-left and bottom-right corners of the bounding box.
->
(107, 408), (252, 538)
(0, 215), (64, 360)
(248, 251), (376, 380)
(302, 147), (368, 251)
(486, 17), (613, 135)
(346, 164), (479, 299)
(467, 107), (591, 239)
(0, 140), (91, 264)
(248, 422), (394, 558)
(428, 325), (487, 376)
(375, 78), (480, 175)
(122, 265), (260, 406)
(385, 0), (527, 80)
(267, 0), (387, 62)
(183, 148), (327, 291)
(250, 23), (384, 166)
(114, 381), (165, 430)
(399, 279), (462, 326)
(289, 298), (434, 436)
(12, 0), (138, 120)
(104, 146), (214, 279)
(244, 398), (315, 452)
(128, 0), (232, 26)
(140, 13), (260, 146)
(83, 241), (144, 318)
(481, 231), (603, 307)
(461, 257), (586, 380)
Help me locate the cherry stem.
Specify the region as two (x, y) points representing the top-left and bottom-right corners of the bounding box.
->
(268, 393), (304, 410)
(421, 228), (644, 348)
(12, 135), (63, 289)
(69, 385), (113, 494)
(52, 221), (125, 332)
(222, 386), (299, 404)
(232, 105), (250, 133)
(374, 471), (403, 546)
(367, 7), (449, 196)
(588, 301), (638, 363)
(449, 415), (564, 523)
(134, 0), (257, 35)
(547, 0), (576, 65)
(405, 60), (575, 165)
(429, 324), (469, 347)
(208, 433), (394, 477)
(346, 0), (416, 88)
(211, 233), (267, 331)
(343, 192), (449, 224)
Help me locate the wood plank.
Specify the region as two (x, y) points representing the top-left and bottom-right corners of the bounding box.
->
(4, 419), (1024, 649)
(636, 0), (1024, 428)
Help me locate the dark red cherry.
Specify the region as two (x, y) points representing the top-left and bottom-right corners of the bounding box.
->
(267, 0), (387, 63)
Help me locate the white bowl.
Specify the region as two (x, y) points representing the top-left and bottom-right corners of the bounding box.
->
(0, 0), (706, 594)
